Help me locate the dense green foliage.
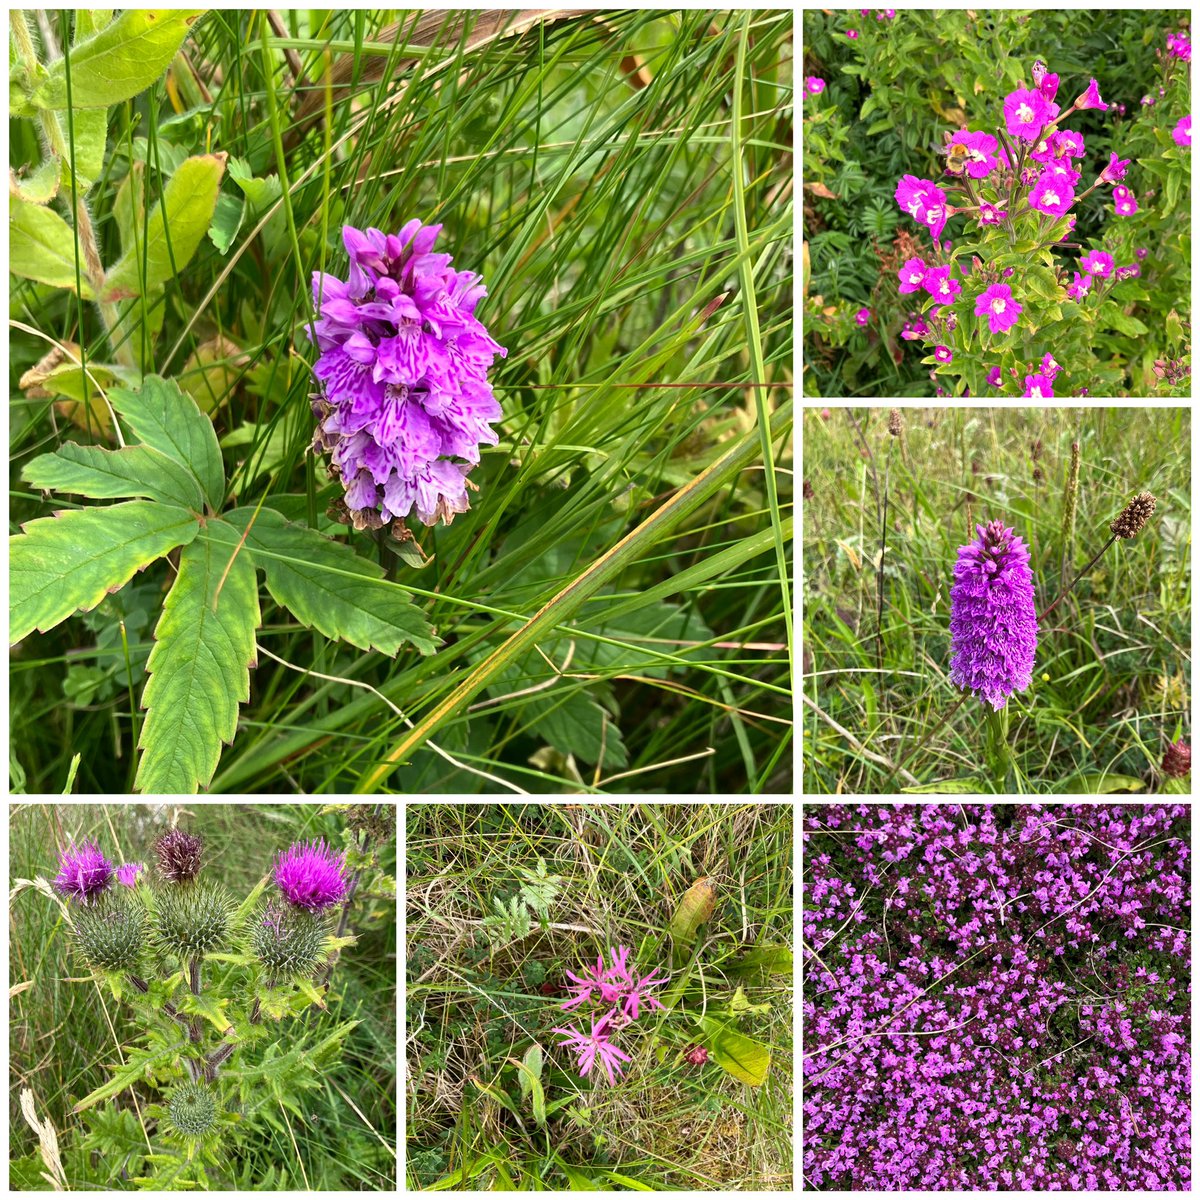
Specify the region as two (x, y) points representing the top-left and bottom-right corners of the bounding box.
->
(10, 10), (793, 794)
(802, 407), (1191, 793)
(407, 803), (793, 1189)
(802, 9), (1191, 396)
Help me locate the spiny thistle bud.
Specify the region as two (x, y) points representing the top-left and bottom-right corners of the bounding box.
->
(1162, 739), (1191, 778)
(53, 841), (114, 905)
(887, 408), (903, 437)
(949, 521), (1038, 710)
(251, 901), (332, 979)
(1110, 491), (1156, 539)
(153, 830), (204, 883)
(153, 879), (233, 961)
(72, 897), (147, 972)
(168, 1081), (218, 1139)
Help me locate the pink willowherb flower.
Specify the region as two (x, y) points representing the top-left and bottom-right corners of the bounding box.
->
(949, 521), (1038, 709)
(1028, 173), (1075, 216)
(897, 257), (928, 294)
(1112, 185), (1139, 216)
(1172, 115), (1191, 148)
(1099, 152), (1131, 184)
(974, 284), (1022, 334)
(1074, 78), (1107, 111)
(551, 1014), (633, 1084)
(1003, 87), (1056, 141)
(1080, 250), (1114, 278)
(855, 307), (871, 326)
(274, 838), (350, 911)
(1022, 372), (1055, 399)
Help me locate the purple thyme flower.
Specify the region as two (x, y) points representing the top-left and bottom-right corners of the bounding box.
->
(54, 841), (114, 905)
(274, 838), (350, 911)
(116, 863), (144, 888)
(551, 1014), (633, 1084)
(949, 521), (1038, 709)
(308, 222), (506, 530)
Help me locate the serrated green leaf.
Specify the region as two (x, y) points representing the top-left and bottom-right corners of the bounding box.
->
(293, 977), (327, 1009)
(73, 1038), (188, 1113)
(24, 443), (204, 509)
(102, 155), (226, 302)
(134, 526), (260, 793)
(224, 506), (437, 656)
(10, 196), (95, 296)
(108, 375), (224, 510)
(175, 990), (232, 1033)
(10, 500), (199, 644)
(36, 10), (205, 110)
(695, 1016), (771, 1087)
(229, 873), (269, 933)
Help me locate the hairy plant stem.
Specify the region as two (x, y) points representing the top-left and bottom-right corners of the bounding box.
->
(187, 957), (203, 1043)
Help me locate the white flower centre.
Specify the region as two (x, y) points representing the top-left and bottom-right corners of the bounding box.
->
(940, 281), (951, 294)
(1030, 386), (1044, 399)
(1018, 102), (1034, 123)
(1043, 189), (1061, 206)
(992, 299), (1007, 315)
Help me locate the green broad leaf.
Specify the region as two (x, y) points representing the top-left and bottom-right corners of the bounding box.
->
(695, 1016), (771, 1087)
(224, 506), (437, 656)
(1057, 772), (1146, 794)
(10, 197), (95, 297)
(35, 10), (205, 111)
(727, 984), (771, 1015)
(1164, 167), (1181, 216)
(12, 158), (62, 204)
(113, 161), (146, 258)
(1104, 310), (1150, 338)
(513, 1057), (547, 1127)
(901, 777), (986, 793)
(102, 154), (227, 302)
(175, 991), (232, 1034)
(293, 977), (327, 1009)
(208, 190), (243, 254)
(73, 1038), (188, 1113)
(727, 944), (793, 978)
(108, 375), (224, 511)
(10, 500), (199, 644)
(134, 526), (260, 794)
(24, 443), (204, 510)
(57, 106), (108, 192)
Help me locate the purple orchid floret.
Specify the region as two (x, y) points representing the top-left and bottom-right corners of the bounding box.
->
(115, 862), (144, 888)
(551, 1014), (633, 1085)
(53, 841), (114, 905)
(273, 838), (349, 911)
(308, 221), (506, 531)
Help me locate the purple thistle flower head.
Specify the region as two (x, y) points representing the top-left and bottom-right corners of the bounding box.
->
(153, 829), (204, 883)
(949, 521), (1038, 709)
(54, 841), (114, 905)
(116, 863), (144, 888)
(308, 222), (506, 531)
(274, 838), (350, 911)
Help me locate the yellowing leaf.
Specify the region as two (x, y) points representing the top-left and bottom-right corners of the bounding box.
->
(669, 877), (717, 945)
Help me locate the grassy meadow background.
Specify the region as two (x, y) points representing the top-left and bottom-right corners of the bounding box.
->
(801, 407), (1191, 794)
(406, 802), (793, 1190)
(9, 803), (396, 1190)
(9, 10), (793, 795)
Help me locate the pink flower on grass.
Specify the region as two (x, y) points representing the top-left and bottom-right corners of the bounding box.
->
(804, 77), (826, 96)
(1003, 88), (1056, 141)
(1023, 372), (1055, 399)
(1074, 78), (1108, 111)
(922, 265), (962, 307)
(1099, 152), (1131, 183)
(855, 307), (871, 326)
(897, 257), (928, 293)
(1112, 186), (1139, 216)
(621, 968), (669, 1020)
(975, 284), (1022, 334)
(846, 29), (859, 40)
(552, 1014), (633, 1084)
(1172, 116), (1191, 147)
(561, 951), (624, 1009)
(1028, 173), (1075, 216)
(1080, 250), (1114, 278)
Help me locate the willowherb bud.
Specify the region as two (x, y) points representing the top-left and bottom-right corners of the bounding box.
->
(168, 1081), (218, 1138)
(153, 879), (233, 961)
(153, 830), (204, 883)
(72, 897), (147, 972)
(1162, 739), (1191, 778)
(1110, 491), (1157, 539)
(887, 408), (903, 437)
(251, 901), (332, 979)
